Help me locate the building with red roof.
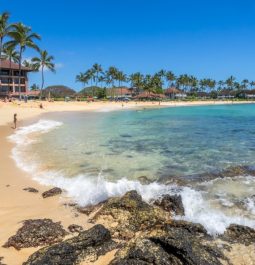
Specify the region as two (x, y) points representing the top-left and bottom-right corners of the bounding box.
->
(0, 59), (35, 97)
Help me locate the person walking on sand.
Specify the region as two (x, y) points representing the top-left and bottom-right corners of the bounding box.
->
(13, 113), (17, 129)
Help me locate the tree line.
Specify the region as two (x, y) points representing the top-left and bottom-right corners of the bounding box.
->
(0, 12), (55, 98)
(76, 65), (255, 97)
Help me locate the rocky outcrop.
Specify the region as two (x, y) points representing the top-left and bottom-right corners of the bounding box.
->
(153, 194), (185, 216)
(91, 190), (169, 240)
(42, 187), (62, 198)
(68, 224), (83, 233)
(110, 221), (228, 265)
(23, 224), (117, 265)
(221, 224), (255, 246)
(3, 219), (68, 250)
(23, 187), (39, 193)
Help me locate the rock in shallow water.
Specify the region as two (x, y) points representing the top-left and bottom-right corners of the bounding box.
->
(0, 257), (6, 265)
(68, 224), (83, 233)
(3, 219), (68, 250)
(23, 187), (39, 193)
(42, 187), (62, 198)
(23, 224), (117, 265)
(153, 194), (185, 216)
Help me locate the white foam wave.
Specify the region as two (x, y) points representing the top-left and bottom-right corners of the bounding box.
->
(245, 197), (255, 215)
(33, 171), (175, 206)
(8, 119), (63, 146)
(179, 186), (255, 235)
(7, 119), (255, 236)
(8, 119), (63, 173)
(34, 171), (255, 235)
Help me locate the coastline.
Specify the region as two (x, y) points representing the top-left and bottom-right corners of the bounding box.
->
(0, 124), (94, 264)
(0, 99), (254, 127)
(1, 100), (255, 264)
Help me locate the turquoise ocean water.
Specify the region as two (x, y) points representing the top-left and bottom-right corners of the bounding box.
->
(9, 104), (255, 235)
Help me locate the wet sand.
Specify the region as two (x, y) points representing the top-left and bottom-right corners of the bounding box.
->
(0, 124), (93, 264)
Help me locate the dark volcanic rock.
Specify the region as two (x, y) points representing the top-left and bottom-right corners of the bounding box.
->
(153, 194), (185, 216)
(76, 201), (105, 216)
(3, 219), (68, 250)
(110, 220), (227, 265)
(68, 224), (83, 233)
(23, 187), (39, 193)
(167, 220), (208, 235)
(221, 224), (255, 246)
(23, 224), (117, 265)
(42, 187), (62, 198)
(91, 190), (168, 240)
(0, 257), (6, 265)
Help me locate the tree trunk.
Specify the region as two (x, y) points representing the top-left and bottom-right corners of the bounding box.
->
(0, 37), (3, 93)
(40, 65), (44, 99)
(9, 57), (12, 95)
(18, 48), (22, 100)
(120, 81), (122, 98)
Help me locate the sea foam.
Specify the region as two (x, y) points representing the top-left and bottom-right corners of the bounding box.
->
(8, 119), (255, 236)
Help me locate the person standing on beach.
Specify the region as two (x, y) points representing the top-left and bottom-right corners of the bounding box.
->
(13, 113), (17, 129)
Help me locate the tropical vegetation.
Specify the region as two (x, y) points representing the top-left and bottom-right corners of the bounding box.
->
(76, 64), (255, 99)
(0, 11), (55, 98)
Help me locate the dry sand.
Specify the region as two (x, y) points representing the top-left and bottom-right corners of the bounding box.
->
(0, 99), (254, 265)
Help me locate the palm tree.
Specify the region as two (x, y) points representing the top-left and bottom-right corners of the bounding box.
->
(250, 81), (255, 90)
(76, 72), (88, 86)
(218, 80), (224, 91)
(130, 72), (144, 95)
(92, 63), (103, 87)
(31, 50), (55, 97)
(225, 76), (236, 91)
(105, 66), (118, 97)
(0, 12), (12, 69)
(116, 70), (126, 97)
(22, 59), (39, 72)
(241, 79), (249, 90)
(166, 71), (176, 87)
(5, 23), (40, 99)
(91, 63), (103, 96)
(2, 45), (19, 94)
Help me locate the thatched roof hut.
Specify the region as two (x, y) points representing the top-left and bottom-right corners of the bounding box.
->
(134, 92), (166, 100)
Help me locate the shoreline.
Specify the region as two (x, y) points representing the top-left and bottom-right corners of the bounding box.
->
(0, 124), (95, 264)
(1, 100), (255, 264)
(1, 99), (254, 127)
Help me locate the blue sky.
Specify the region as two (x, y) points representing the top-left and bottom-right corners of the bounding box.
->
(1, 0), (255, 90)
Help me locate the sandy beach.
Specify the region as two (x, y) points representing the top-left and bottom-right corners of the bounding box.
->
(1, 99), (254, 127)
(0, 100), (255, 265)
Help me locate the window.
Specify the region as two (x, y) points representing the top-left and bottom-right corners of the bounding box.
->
(0, 70), (10, 76)
(0, 86), (10, 92)
(1, 77), (13, 83)
(13, 70), (25, 76)
(14, 87), (26, 93)
(14, 78), (25, 84)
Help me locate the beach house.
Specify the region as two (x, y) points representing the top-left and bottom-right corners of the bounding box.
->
(164, 87), (187, 99)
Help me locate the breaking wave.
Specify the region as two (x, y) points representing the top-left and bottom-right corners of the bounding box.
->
(8, 119), (255, 235)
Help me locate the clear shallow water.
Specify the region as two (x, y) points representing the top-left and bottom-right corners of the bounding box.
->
(8, 104), (255, 235)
